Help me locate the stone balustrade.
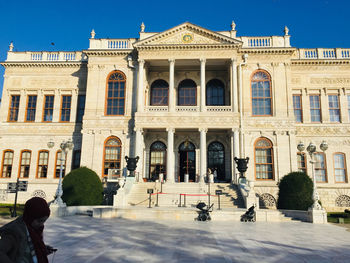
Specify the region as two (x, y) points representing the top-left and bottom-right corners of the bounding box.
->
(89, 38), (135, 50)
(6, 51), (86, 62)
(298, 48), (350, 59)
(145, 106), (234, 112)
(240, 36), (290, 48)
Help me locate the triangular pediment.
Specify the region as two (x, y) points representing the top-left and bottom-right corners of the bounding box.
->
(134, 22), (242, 47)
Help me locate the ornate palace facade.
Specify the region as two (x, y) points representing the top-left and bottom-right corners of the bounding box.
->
(0, 22), (350, 211)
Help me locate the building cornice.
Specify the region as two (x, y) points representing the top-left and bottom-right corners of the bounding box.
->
(84, 50), (133, 56)
(291, 60), (350, 65)
(136, 44), (239, 51)
(0, 61), (87, 68)
(238, 48), (296, 55)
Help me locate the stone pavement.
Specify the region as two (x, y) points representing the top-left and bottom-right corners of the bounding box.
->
(29, 216), (349, 263)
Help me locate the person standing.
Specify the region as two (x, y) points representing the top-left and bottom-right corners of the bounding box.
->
(0, 197), (55, 263)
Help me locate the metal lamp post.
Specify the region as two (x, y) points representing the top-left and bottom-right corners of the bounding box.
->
(48, 139), (74, 206)
(297, 141), (328, 210)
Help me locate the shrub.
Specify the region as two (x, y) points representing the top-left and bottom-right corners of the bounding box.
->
(62, 167), (103, 206)
(277, 171), (313, 210)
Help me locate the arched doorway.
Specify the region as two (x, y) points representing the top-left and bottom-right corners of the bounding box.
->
(207, 141), (225, 182)
(178, 141), (196, 182)
(149, 141), (167, 181)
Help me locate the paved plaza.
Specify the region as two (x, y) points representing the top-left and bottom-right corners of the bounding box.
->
(20, 216), (350, 263)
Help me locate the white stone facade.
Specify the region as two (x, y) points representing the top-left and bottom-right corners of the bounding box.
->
(0, 22), (350, 211)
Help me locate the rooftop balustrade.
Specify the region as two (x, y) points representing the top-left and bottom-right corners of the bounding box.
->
(298, 48), (350, 59)
(89, 38), (135, 50)
(6, 51), (86, 62)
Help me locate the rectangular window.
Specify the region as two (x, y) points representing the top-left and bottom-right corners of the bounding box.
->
(106, 82), (125, 115)
(334, 153), (347, 183)
(25, 95), (37, 122)
(315, 153), (327, 182)
(55, 151), (66, 178)
(60, 95), (71, 122)
(310, 95), (321, 122)
(293, 95), (303, 123)
(328, 95), (340, 122)
(37, 151), (49, 178)
(43, 95), (54, 122)
(19, 151), (31, 178)
(1, 150), (14, 178)
(8, 95), (20, 122)
(297, 152), (307, 173)
(76, 95), (86, 123)
(72, 150), (81, 170)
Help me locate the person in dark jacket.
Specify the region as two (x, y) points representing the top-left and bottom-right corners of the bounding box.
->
(0, 197), (55, 263)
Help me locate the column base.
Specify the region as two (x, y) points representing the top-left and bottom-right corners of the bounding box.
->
(49, 203), (67, 217)
(308, 208), (328, 224)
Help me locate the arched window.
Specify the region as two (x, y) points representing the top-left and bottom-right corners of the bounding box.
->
(255, 138), (274, 180)
(149, 141), (167, 181)
(206, 79), (225, 106)
(103, 137), (122, 176)
(1, 150), (14, 178)
(37, 150), (49, 178)
(207, 142), (225, 181)
(178, 79), (197, 106)
(55, 150), (66, 178)
(251, 71), (272, 116)
(150, 80), (169, 106)
(105, 71), (126, 115)
(19, 150), (31, 178)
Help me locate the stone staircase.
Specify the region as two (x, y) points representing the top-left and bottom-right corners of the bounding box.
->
(126, 182), (245, 209)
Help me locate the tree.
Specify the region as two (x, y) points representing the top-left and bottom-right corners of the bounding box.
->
(62, 167), (103, 206)
(277, 171), (313, 210)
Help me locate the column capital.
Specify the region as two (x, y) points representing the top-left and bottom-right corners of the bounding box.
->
(199, 128), (208, 133)
(166, 127), (175, 133)
(168, 58), (175, 64)
(231, 58), (237, 63)
(200, 58), (206, 64)
(138, 59), (145, 64)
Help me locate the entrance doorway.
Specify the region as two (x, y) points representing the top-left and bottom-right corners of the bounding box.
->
(178, 141), (196, 182)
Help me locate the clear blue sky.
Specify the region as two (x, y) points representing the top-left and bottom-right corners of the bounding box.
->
(0, 0), (349, 97)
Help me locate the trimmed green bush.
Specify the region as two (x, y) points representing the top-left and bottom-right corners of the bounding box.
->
(62, 167), (103, 206)
(277, 171), (313, 210)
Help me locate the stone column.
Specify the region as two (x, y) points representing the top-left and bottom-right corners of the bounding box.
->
(169, 59), (175, 112)
(135, 128), (144, 182)
(199, 128), (207, 182)
(166, 128), (175, 182)
(231, 58), (238, 112)
(200, 58), (206, 112)
(232, 129), (240, 183)
(137, 59), (145, 113)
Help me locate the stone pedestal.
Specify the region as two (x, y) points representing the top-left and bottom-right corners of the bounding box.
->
(50, 203), (67, 217)
(308, 208), (328, 224)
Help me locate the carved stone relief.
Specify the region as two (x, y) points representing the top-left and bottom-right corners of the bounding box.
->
(335, 195), (350, 207)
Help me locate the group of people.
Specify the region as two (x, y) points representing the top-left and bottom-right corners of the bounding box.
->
(0, 197), (55, 263)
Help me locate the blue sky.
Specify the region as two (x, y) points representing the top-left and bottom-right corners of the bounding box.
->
(0, 0), (349, 97)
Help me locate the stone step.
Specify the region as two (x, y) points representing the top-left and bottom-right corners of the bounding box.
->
(126, 182), (245, 208)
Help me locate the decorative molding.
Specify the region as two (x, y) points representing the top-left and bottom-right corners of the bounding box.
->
(84, 50), (132, 56)
(291, 60), (350, 66)
(1, 61), (87, 68)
